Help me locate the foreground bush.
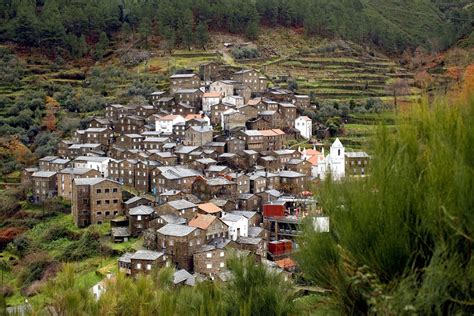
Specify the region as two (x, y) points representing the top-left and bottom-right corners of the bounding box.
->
(296, 96), (474, 314)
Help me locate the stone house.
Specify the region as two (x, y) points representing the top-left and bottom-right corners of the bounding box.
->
(193, 239), (236, 275)
(156, 199), (198, 221)
(169, 73), (200, 93)
(278, 170), (309, 193)
(31, 171), (57, 203)
(171, 102), (196, 116)
(129, 205), (156, 237)
(184, 126), (213, 147)
(285, 159), (312, 176)
(236, 236), (266, 258)
(237, 193), (260, 211)
(231, 69), (267, 93)
(174, 89), (203, 107)
(188, 214), (229, 240)
(88, 117), (113, 129)
(156, 224), (204, 271)
(115, 134), (144, 150)
(192, 176), (237, 201)
(72, 178), (123, 227)
(345, 152), (370, 177)
(151, 166), (200, 194)
(57, 168), (101, 200)
(130, 250), (169, 276)
(116, 115), (146, 134)
(222, 110), (246, 131)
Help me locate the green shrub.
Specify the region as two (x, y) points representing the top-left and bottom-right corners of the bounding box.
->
(296, 96), (474, 314)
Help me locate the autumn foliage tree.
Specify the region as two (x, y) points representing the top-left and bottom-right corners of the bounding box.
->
(43, 96), (60, 131)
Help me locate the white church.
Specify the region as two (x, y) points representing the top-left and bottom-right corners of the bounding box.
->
(300, 138), (346, 180)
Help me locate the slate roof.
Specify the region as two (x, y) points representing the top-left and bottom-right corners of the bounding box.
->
(168, 199), (196, 210)
(32, 171), (57, 178)
(129, 205), (155, 216)
(157, 224), (196, 237)
(131, 250), (164, 261)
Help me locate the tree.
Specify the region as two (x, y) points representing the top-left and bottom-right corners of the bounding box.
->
(245, 21), (259, 40)
(10, 1), (38, 47)
(384, 78), (410, 109)
(195, 22), (209, 50)
(39, 0), (66, 53)
(138, 17), (152, 49)
(179, 9), (194, 50)
(94, 32), (109, 60)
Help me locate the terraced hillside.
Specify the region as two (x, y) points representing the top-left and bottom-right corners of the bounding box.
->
(264, 42), (418, 102)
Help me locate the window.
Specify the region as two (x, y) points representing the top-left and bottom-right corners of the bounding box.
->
(189, 241), (193, 246)
(137, 215), (142, 221)
(96, 200), (101, 205)
(169, 240), (174, 246)
(220, 251), (225, 257)
(113, 188), (118, 193)
(220, 262), (225, 268)
(338, 149), (341, 156)
(206, 253), (212, 258)
(105, 211), (110, 216)
(105, 188), (110, 193)
(96, 189), (101, 194)
(113, 199), (118, 204)
(105, 200), (110, 204)
(206, 263), (212, 269)
(146, 264), (152, 270)
(97, 211), (102, 215)
(136, 263), (142, 269)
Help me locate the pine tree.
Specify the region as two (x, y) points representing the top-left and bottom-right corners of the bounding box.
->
(40, 0), (66, 53)
(10, 1), (38, 47)
(138, 17), (152, 49)
(94, 31), (109, 60)
(195, 22), (208, 50)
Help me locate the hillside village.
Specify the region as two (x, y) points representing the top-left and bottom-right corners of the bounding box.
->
(20, 62), (370, 290)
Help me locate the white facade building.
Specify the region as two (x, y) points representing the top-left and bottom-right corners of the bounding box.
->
(221, 213), (248, 241)
(295, 116), (312, 139)
(73, 156), (113, 177)
(155, 114), (185, 134)
(202, 92), (222, 112)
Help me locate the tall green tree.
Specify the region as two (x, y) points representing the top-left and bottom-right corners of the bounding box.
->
(138, 17), (152, 49)
(195, 22), (208, 50)
(10, 0), (38, 47)
(94, 31), (109, 60)
(39, 0), (66, 53)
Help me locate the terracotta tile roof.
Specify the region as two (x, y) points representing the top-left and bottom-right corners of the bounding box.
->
(188, 213), (217, 230)
(203, 92), (221, 98)
(197, 202), (223, 214)
(184, 114), (203, 120)
(276, 258), (296, 270)
(247, 97), (262, 106)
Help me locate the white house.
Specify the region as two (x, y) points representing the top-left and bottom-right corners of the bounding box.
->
(73, 156), (113, 177)
(209, 80), (235, 97)
(155, 114), (185, 134)
(202, 92), (222, 112)
(221, 213), (248, 241)
(295, 116), (312, 139)
(222, 95), (244, 106)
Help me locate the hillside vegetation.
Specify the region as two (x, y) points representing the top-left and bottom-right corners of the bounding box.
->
(0, 0), (472, 58)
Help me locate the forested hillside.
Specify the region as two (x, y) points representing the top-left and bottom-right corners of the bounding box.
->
(0, 0), (472, 58)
